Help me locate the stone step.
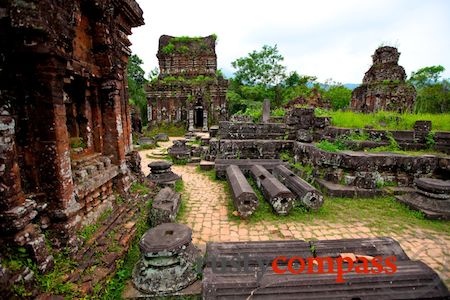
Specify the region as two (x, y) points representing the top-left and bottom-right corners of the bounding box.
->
(315, 179), (383, 198)
(199, 160), (215, 171)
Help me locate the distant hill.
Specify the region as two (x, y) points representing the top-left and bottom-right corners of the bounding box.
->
(343, 83), (359, 90)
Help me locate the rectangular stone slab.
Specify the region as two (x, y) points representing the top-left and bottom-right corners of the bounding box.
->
(226, 165), (258, 218)
(202, 260), (449, 299)
(215, 159), (287, 179)
(273, 165), (324, 210)
(205, 240), (311, 268)
(250, 165), (295, 215)
(311, 237), (410, 260)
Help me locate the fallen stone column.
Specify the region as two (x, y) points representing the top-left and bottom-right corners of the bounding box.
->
(149, 187), (181, 226)
(273, 165), (324, 210)
(250, 165), (295, 215)
(215, 158), (287, 179)
(226, 165), (258, 218)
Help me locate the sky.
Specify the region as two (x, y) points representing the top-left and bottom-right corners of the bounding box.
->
(130, 0), (450, 84)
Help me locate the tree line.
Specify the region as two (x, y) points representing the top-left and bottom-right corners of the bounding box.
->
(127, 44), (449, 126)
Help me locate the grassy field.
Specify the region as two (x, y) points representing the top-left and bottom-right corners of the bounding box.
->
(315, 109), (450, 131)
(194, 167), (449, 236)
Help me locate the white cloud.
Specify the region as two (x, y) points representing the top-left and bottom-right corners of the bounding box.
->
(130, 0), (450, 83)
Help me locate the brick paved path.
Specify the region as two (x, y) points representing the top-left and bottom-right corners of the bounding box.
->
(140, 138), (449, 285)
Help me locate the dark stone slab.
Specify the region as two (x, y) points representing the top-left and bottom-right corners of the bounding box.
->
(205, 240), (311, 268)
(202, 261), (449, 299)
(199, 160), (215, 171)
(138, 137), (155, 145)
(415, 178), (450, 194)
(154, 133), (169, 142)
(311, 237), (409, 260)
(315, 179), (382, 198)
(139, 223), (192, 254)
(215, 159), (287, 179)
(226, 165), (258, 218)
(149, 188), (181, 227)
(396, 193), (450, 220)
(148, 161), (172, 172)
(250, 165), (295, 215)
(273, 165), (324, 210)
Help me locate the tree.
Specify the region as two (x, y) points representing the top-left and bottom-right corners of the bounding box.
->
(127, 54), (148, 125)
(409, 65), (445, 88)
(322, 85), (352, 110)
(231, 45), (287, 87)
(408, 65), (450, 113)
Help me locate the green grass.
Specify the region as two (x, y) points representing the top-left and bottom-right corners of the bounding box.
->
(315, 109), (450, 131)
(145, 123), (186, 138)
(78, 208), (112, 241)
(219, 175), (449, 235)
(99, 199), (152, 299)
(130, 182), (151, 195)
(315, 140), (346, 152)
(136, 143), (158, 150)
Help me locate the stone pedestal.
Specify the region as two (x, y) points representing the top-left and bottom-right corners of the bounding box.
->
(396, 178), (450, 220)
(132, 223), (200, 296)
(168, 140), (191, 160)
(147, 161), (181, 186)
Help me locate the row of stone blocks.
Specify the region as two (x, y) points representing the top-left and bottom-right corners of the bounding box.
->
(202, 237), (450, 299)
(396, 177), (450, 220)
(224, 159), (323, 218)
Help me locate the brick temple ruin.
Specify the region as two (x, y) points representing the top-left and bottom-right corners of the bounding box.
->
(0, 0), (144, 273)
(146, 35), (228, 131)
(351, 46), (416, 113)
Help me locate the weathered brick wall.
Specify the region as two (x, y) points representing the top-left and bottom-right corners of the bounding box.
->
(146, 35), (229, 130)
(351, 46), (416, 113)
(0, 0), (144, 271)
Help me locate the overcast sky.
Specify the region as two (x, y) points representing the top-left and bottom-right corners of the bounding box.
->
(130, 0), (450, 84)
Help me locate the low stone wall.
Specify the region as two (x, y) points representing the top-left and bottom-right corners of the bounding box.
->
(293, 142), (450, 189)
(286, 108), (450, 154)
(318, 126), (450, 153)
(218, 121), (288, 140)
(210, 139), (294, 159)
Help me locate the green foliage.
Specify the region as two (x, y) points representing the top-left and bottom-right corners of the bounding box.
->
(348, 131), (370, 141)
(409, 65), (445, 88)
(69, 137), (86, 149)
(127, 54), (149, 126)
(322, 85), (352, 110)
(145, 123), (186, 137)
(78, 208), (112, 241)
(130, 182), (150, 195)
(232, 45), (287, 87)
(426, 131), (436, 148)
(172, 158), (189, 165)
(161, 42), (175, 54)
(100, 199), (152, 299)
(174, 179), (184, 193)
(315, 109), (450, 131)
(408, 65), (449, 113)
(414, 81), (450, 114)
(316, 140), (346, 152)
